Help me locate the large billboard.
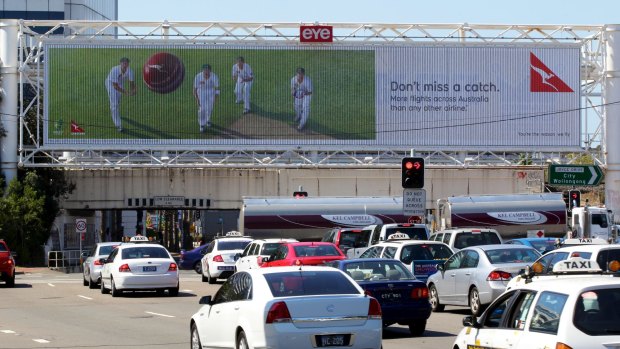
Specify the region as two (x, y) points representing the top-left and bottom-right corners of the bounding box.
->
(44, 42), (580, 150)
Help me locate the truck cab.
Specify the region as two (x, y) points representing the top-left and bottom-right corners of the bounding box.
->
(571, 206), (612, 241)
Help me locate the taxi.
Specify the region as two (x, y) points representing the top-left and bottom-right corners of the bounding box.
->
(453, 257), (620, 349)
(200, 231), (252, 284)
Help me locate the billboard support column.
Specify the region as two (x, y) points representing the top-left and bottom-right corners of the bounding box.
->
(605, 25), (620, 221)
(0, 20), (19, 187)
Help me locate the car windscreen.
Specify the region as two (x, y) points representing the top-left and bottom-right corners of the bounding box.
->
(218, 240), (251, 251)
(454, 232), (501, 250)
(385, 227), (428, 240)
(0, 243), (6, 252)
(264, 271), (360, 297)
(260, 242), (284, 256)
(400, 244), (453, 264)
(121, 247), (169, 259)
(343, 260), (415, 281)
(528, 240), (557, 254)
(573, 288), (620, 335)
(339, 231), (368, 248)
(486, 248), (540, 264)
(293, 245), (341, 257)
(99, 245), (118, 256)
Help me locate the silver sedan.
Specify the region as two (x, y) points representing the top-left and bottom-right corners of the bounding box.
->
(426, 244), (540, 316)
(82, 242), (121, 288)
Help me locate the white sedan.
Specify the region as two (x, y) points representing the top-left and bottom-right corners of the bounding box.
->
(190, 266), (383, 349)
(99, 243), (179, 297)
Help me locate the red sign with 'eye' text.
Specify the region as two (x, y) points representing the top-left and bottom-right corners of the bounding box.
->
(299, 25), (333, 43)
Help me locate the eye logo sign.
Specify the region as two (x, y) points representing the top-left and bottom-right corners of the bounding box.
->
(530, 52), (574, 93)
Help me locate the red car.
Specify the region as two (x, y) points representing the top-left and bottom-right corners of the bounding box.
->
(0, 239), (15, 287)
(261, 242), (346, 267)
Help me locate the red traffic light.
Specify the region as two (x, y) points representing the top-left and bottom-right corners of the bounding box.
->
(402, 157), (425, 189)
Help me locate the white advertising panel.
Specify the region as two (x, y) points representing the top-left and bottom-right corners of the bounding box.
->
(43, 42), (580, 150)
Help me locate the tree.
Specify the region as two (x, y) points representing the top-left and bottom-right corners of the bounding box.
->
(0, 169), (74, 265)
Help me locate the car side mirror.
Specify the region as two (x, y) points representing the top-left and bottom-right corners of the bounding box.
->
(200, 248), (208, 256)
(98, 258), (107, 265)
(81, 252), (89, 258)
(234, 253), (242, 261)
(199, 295), (212, 305)
(462, 315), (480, 328)
(436, 263), (445, 272)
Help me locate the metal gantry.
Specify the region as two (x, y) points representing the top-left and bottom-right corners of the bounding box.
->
(15, 20), (607, 169)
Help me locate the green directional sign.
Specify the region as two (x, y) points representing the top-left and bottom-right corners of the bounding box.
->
(548, 165), (604, 186)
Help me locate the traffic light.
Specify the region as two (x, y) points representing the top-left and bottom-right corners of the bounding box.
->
(402, 157), (425, 188)
(569, 190), (581, 209)
(293, 191), (308, 198)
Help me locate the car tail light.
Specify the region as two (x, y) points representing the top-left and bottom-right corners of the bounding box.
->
(294, 259), (302, 266)
(555, 343), (573, 349)
(213, 255), (224, 262)
(94, 259), (103, 266)
(487, 270), (512, 281)
(168, 263), (178, 271)
(364, 290), (373, 297)
(119, 264), (131, 272)
(266, 301), (292, 323)
(367, 298), (382, 319)
(411, 286), (429, 299)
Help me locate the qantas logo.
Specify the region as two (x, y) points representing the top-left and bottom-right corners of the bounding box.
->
(530, 52), (573, 93)
(71, 120), (85, 135)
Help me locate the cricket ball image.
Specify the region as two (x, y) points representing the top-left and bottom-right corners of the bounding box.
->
(143, 52), (185, 93)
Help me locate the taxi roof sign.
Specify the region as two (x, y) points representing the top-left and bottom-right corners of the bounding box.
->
(552, 257), (602, 274)
(225, 231), (243, 237)
(129, 235), (150, 243)
(562, 238), (609, 246)
(387, 232), (410, 240)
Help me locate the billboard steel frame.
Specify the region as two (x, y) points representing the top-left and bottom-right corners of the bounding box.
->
(14, 20), (606, 168)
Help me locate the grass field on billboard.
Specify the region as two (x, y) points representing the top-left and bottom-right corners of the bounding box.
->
(47, 46), (376, 142)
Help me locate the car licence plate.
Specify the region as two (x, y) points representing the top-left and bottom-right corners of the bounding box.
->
(217, 266), (235, 271)
(316, 334), (347, 347)
(143, 266), (157, 272)
(380, 292), (402, 300)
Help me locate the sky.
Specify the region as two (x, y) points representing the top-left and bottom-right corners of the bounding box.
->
(119, 0), (619, 25)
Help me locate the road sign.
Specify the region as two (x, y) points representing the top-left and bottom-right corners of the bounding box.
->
(403, 188), (426, 216)
(548, 165), (603, 186)
(75, 218), (87, 234)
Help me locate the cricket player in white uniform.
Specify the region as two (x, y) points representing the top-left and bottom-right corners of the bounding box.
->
(232, 56), (253, 114)
(291, 67), (313, 131)
(193, 64), (220, 132)
(105, 57), (136, 132)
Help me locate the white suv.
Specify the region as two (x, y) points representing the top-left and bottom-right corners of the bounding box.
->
(200, 236), (252, 284)
(235, 238), (297, 272)
(429, 228), (503, 252)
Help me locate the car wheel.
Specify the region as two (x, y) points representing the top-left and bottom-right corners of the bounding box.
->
(408, 320), (426, 336)
(111, 277), (121, 297)
(236, 330), (249, 349)
(169, 283), (179, 297)
(190, 323), (202, 349)
(6, 274), (15, 288)
(83, 274), (89, 286)
(88, 276), (98, 289)
(429, 284), (444, 312)
(201, 272), (208, 282)
(101, 278), (110, 294)
(469, 287), (483, 316)
(193, 261), (202, 274)
(207, 270), (216, 285)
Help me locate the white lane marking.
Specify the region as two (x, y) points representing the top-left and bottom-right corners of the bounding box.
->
(145, 311), (175, 318)
(47, 283), (55, 287)
(1, 330), (16, 334)
(181, 289), (193, 293)
(33, 339), (50, 343)
(78, 295), (93, 300)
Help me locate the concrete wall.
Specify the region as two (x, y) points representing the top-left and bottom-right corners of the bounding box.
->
(60, 167), (545, 210)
